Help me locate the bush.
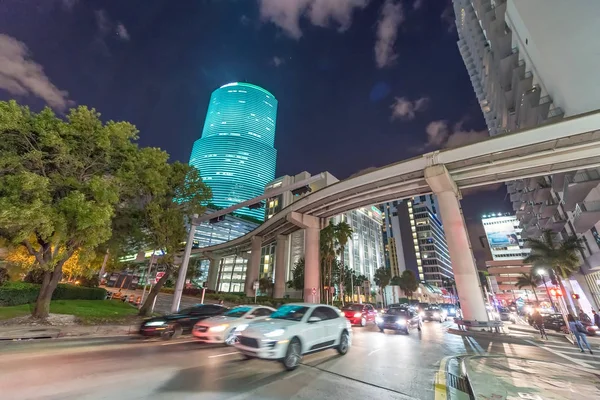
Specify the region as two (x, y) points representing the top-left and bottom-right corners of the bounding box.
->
(78, 276), (99, 288)
(0, 267), (9, 285)
(0, 282), (107, 306)
(0, 282), (40, 306)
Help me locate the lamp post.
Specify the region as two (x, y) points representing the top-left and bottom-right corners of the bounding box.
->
(537, 268), (556, 312)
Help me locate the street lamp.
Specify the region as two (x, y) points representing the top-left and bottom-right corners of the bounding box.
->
(537, 268), (556, 312)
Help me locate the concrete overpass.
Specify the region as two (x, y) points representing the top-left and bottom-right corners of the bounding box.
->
(194, 110), (600, 323)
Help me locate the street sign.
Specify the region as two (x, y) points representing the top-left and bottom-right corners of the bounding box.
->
(202, 281), (208, 288)
(155, 272), (165, 281)
(312, 288), (316, 295)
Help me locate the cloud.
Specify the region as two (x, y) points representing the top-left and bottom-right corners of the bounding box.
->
(116, 23), (130, 41)
(413, 0), (424, 10)
(258, 0), (369, 39)
(374, 0), (404, 68)
(425, 120), (488, 148)
(0, 34), (71, 111)
(271, 56), (285, 67)
(390, 96), (428, 120)
(440, 1), (456, 33)
(95, 9), (130, 42)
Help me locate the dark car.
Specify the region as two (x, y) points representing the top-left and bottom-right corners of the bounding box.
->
(376, 307), (421, 334)
(342, 303), (377, 327)
(421, 305), (447, 322)
(140, 304), (228, 340)
(541, 313), (598, 336)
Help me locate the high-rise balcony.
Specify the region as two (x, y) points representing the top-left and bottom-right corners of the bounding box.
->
(551, 172), (569, 192)
(520, 191), (533, 202)
(539, 201), (559, 218)
(533, 186), (552, 203)
(548, 214), (568, 233)
(562, 170), (600, 211)
(537, 217), (550, 228)
(512, 201), (524, 211)
(573, 201), (600, 234)
(507, 182), (517, 194)
(510, 191), (522, 202)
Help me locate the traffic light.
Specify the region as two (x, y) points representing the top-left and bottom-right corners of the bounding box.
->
(549, 287), (562, 297)
(572, 293), (580, 300)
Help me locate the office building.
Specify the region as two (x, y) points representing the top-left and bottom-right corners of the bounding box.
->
(453, 0), (600, 310)
(189, 82), (278, 221)
(381, 196), (452, 285)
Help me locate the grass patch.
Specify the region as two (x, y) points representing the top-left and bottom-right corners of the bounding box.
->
(0, 300), (139, 324)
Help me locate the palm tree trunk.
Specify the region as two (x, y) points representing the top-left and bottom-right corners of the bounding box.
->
(339, 245), (345, 306)
(557, 279), (575, 315)
(530, 285), (540, 304)
(328, 258), (332, 304)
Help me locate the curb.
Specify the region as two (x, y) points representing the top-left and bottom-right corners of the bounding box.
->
(447, 327), (529, 344)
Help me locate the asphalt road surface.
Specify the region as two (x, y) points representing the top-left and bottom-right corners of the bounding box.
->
(1, 321), (596, 400)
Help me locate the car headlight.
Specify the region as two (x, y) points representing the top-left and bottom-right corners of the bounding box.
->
(449, 308), (455, 313)
(264, 329), (285, 338)
(209, 324), (229, 332)
(145, 321), (166, 327)
(433, 312), (440, 318)
(354, 312), (362, 318)
(375, 316), (383, 324)
(396, 319), (407, 325)
(235, 324), (248, 332)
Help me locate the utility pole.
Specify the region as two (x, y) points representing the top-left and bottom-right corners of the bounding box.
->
(171, 214), (198, 313)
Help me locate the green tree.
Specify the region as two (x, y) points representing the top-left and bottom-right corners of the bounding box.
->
(398, 270), (419, 299)
(320, 222), (336, 303)
(259, 275), (274, 297)
(114, 156), (211, 316)
(287, 258), (305, 299)
(0, 101), (142, 318)
(373, 267), (391, 307)
(334, 220), (353, 305)
(524, 229), (584, 314)
(515, 272), (541, 304)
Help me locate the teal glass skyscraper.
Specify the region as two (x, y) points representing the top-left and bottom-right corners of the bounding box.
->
(189, 82), (278, 221)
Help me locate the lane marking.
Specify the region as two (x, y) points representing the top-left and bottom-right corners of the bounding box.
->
(367, 348), (382, 356)
(208, 351), (239, 359)
(524, 339), (594, 370)
(434, 356), (450, 400)
(160, 339), (199, 346)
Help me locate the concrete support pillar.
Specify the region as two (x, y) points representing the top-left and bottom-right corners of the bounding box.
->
(206, 255), (220, 291)
(287, 212), (322, 303)
(425, 165), (489, 323)
(244, 236), (262, 297)
(274, 235), (288, 299)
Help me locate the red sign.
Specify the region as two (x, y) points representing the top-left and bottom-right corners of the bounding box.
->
(155, 272), (165, 281)
(312, 288), (316, 295)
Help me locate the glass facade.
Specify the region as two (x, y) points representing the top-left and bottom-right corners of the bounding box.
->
(189, 82), (278, 221)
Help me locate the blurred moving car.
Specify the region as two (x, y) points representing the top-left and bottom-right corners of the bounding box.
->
(541, 313), (598, 336)
(439, 304), (459, 318)
(376, 307), (421, 334)
(420, 305), (447, 322)
(139, 304), (228, 340)
(498, 307), (514, 323)
(234, 303), (351, 371)
(193, 305), (275, 344)
(341, 303), (377, 326)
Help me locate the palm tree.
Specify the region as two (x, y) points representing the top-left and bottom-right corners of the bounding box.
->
(258, 275), (274, 297)
(320, 223), (336, 304)
(373, 267), (391, 307)
(398, 270), (419, 300)
(334, 221), (353, 305)
(515, 272), (541, 304)
(524, 229), (584, 314)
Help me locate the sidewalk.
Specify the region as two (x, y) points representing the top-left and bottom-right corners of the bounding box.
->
(507, 323), (600, 345)
(0, 323), (139, 340)
(464, 355), (600, 400)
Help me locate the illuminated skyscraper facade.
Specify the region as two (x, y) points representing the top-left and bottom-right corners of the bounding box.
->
(190, 82), (278, 221)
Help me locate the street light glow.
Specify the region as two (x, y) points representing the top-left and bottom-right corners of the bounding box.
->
(537, 268), (546, 275)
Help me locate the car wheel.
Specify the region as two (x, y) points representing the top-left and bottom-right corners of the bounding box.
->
(162, 323), (182, 340)
(224, 329), (237, 345)
(337, 330), (350, 355)
(282, 337), (302, 371)
(360, 317), (366, 327)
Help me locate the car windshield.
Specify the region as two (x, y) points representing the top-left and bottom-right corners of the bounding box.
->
(270, 305), (309, 321)
(387, 308), (409, 316)
(342, 305), (363, 311)
(224, 306), (252, 318)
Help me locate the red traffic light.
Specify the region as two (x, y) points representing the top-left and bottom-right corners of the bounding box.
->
(572, 293), (580, 300)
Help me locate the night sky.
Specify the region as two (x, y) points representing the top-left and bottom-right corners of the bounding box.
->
(0, 0), (510, 265)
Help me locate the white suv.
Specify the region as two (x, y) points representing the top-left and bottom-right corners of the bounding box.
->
(234, 303), (352, 370)
(193, 305), (275, 344)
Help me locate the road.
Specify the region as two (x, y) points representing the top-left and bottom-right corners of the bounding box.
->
(1, 321), (598, 400)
